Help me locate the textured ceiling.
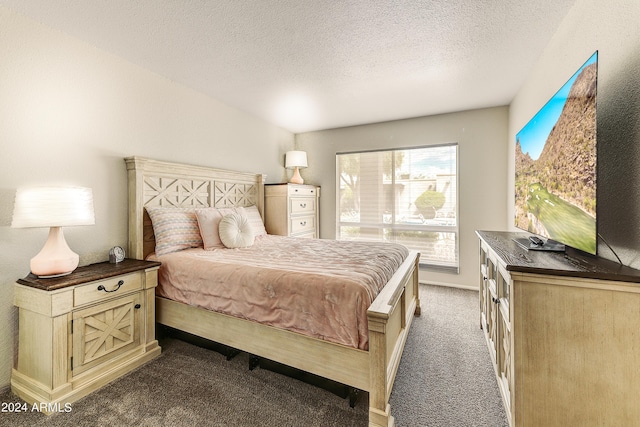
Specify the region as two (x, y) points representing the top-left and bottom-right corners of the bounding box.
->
(1, 0), (577, 133)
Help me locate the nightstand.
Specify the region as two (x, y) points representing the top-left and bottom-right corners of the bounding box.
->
(11, 259), (161, 413)
(264, 183), (320, 238)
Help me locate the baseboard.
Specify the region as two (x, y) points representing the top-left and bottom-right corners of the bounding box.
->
(419, 281), (478, 291)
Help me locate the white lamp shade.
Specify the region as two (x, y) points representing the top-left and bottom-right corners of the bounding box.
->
(285, 151), (308, 169)
(12, 186), (95, 228)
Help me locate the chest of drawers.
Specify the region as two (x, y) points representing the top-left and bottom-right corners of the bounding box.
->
(264, 183), (320, 238)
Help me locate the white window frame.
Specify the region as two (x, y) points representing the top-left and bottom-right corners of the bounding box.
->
(335, 143), (459, 272)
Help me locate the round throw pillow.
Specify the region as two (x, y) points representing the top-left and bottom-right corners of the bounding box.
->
(218, 212), (255, 248)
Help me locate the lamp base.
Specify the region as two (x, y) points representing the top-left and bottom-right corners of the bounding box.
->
(30, 227), (79, 278)
(289, 166), (304, 185)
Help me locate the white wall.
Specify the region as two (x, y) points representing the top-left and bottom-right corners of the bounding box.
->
(0, 6), (294, 389)
(509, 0), (640, 268)
(296, 107), (509, 288)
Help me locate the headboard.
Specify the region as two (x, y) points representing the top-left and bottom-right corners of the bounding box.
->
(125, 156), (265, 260)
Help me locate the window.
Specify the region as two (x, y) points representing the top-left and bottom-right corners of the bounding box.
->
(336, 144), (458, 271)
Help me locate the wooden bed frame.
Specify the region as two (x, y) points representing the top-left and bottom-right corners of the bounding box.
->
(126, 156), (421, 427)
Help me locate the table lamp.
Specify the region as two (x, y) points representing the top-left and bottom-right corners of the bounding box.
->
(12, 186), (95, 278)
(285, 151), (308, 184)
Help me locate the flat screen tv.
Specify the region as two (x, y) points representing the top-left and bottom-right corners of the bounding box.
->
(514, 51), (598, 255)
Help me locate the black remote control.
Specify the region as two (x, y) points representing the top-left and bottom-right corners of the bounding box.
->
(529, 236), (544, 246)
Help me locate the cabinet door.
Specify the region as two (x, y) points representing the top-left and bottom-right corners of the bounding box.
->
(498, 308), (512, 410)
(479, 274), (488, 330)
(495, 265), (513, 423)
(496, 265), (511, 322)
(479, 244), (489, 330)
(72, 292), (143, 377)
(486, 279), (499, 366)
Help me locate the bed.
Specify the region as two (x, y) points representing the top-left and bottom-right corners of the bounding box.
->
(125, 156), (421, 427)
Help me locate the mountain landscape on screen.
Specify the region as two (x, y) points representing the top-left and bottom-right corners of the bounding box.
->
(514, 56), (597, 254)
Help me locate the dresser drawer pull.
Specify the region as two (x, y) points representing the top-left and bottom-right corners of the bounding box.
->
(135, 304), (141, 309)
(97, 280), (124, 293)
(300, 203), (307, 208)
(300, 221), (307, 226)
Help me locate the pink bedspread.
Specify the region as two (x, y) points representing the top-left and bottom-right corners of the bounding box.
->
(149, 235), (408, 350)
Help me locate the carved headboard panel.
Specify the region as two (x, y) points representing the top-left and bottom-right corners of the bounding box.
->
(125, 156), (265, 260)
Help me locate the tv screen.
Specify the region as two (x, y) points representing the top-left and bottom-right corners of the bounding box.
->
(514, 51), (598, 254)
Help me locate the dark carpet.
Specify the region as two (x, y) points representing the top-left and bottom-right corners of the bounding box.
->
(0, 285), (508, 426)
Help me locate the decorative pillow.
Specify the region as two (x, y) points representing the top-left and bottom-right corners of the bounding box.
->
(237, 205), (267, 236)
(146, 207), (202, 255)
(218, 212), (255, 248)
(195, 207), (235, 250)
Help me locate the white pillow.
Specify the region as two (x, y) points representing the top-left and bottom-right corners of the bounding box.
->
(236, 205), (267, 236)
(218, 212), (255, 248)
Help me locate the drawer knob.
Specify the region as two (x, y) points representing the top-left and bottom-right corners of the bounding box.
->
(98, 279), (124, 293)
(300, 203), (306, 208)
(134, 304), (141, 309)
(300, 221), (306, 226)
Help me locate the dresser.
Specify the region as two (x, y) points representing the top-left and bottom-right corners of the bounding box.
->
(476, 231), (640, 427)
(11, 259), (161, 413)
(264, 183), (320, 238)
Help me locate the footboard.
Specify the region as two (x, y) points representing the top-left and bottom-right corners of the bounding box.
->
(367, 250), (421, 427)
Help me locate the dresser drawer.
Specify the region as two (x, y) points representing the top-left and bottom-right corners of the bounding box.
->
(74, 272), (142, 307)
(294, 231), (316, 239)
(290, 197), (316, 214)
(290, 215), (315, 235)
(288, 185), (318, 197)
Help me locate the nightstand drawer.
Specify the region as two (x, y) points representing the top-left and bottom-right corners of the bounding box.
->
(288, 185), (318, 197)
(74, 272), (142, 307)
(290, 215), (315, 235)
(290, 197), (316, 214)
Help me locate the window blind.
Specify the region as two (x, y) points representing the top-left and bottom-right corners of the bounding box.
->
(336, 144), (458, 271)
